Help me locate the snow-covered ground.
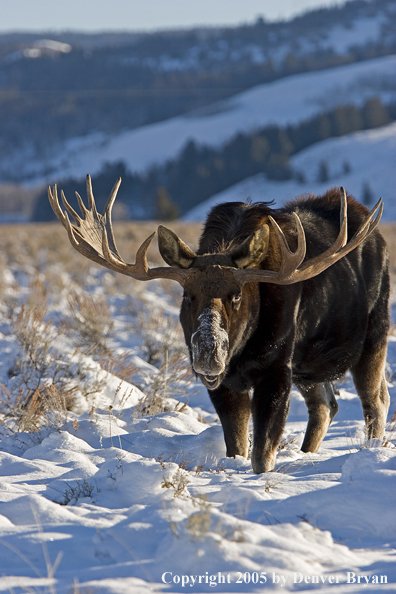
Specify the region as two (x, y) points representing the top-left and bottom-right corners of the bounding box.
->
(0, 226), (395, 593)
(183, 122), (396, 222)
(6, 55), (396, 186)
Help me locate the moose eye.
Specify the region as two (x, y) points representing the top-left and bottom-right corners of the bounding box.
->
(231, 293), (242, 306)
(183, 294), (193, 307)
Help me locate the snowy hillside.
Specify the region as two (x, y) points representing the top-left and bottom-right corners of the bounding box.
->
(0, 225), (395, 593)
(5, 54), (396, 186)
(183, 122), (396, 222)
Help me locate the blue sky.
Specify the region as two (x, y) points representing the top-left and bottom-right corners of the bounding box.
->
(0, 0), (346, 32)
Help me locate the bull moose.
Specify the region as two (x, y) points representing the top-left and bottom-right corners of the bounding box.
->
(48, 177), (390, 473)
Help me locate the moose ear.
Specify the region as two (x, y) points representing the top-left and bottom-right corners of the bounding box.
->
(231, 225), (270, 269)
(157, 225), (197, 269)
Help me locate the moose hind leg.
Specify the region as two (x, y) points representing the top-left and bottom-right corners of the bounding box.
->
(352, 340), (390, 440)
(297, 382), (338, 453)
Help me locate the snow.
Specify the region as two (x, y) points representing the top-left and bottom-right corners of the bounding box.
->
(0, 232), (395, 593)
(7, 55), (396, 186)
(116, 12), (388, 75)
(183, 122), (396, 222)
(316, 15), (388, 55)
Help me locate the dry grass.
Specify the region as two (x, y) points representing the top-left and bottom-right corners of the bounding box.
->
(0, 277), (109, 435)
(187, 495), (212, 539)
(10, 298), (77, 404)
(61, 290), (114, 353)
(134, 353), (194, 417)
(0, 383), (69, 434)
(135, 310), (185, 366)
(161, 468), (190, 498)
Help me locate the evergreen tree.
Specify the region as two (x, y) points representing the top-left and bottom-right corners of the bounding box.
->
(155, 186), (179, 220)
(363, 98), (389, 129)
(343, 160), (351, 174)
(295, 170), (306, 184)
(362, 181), (374, 206)
(317, 160), (329, 183)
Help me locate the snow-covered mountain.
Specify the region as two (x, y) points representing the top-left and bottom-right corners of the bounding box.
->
(4, 54), (396, 186)
(1, 0), (396, 221)
(183, 121), (396, 221)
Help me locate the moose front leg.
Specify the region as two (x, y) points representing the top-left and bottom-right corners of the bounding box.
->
(209, 387), (251, 458)
(251, 370), (291, 473)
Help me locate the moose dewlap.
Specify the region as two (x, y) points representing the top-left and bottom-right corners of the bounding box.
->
(49, 176), (390, 473)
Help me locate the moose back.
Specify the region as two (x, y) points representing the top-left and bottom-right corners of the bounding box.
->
(49, 179), (390, 473)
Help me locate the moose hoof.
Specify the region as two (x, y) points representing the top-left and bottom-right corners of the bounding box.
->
(251, 451), (275, 474)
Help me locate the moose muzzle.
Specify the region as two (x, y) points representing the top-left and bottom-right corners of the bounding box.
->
(191, 307), (229, 389)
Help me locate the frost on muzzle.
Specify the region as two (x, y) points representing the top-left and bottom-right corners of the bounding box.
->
(191, 308), (229, 389)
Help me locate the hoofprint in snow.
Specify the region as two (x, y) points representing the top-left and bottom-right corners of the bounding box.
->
(5, 55), (396, 186)
(183, 122), (396, 222)
(0, 245), (395, 594)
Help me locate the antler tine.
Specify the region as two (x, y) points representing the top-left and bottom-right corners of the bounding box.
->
(86, 174), (98, 217)
(74, 191), (88, 217)
(60, 189), (82, 225)
(48, 184), (67, 227)
(296, 186), (348, 266)
(335, 187), (348, 251)
(48, 183), (85, 230)
(104, 176), (121, 219)
(351, 198), (383, 242)
(268, 213), (306, 278)
(102, 176), (122, 260)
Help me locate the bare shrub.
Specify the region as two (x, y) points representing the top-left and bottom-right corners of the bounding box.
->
(186, 495), (244, 542)
(134, 352), (194, 417)
(10, 300), (76, 399)
(61, 289), (114, 354)
(62, 478), (96, 505)
(187, 496), (212, 539)
(158, 278), (183, 307)
(61, 290), (144, 386)
(0, 383), (69, 434)
(264, 475), (284, 492)
(161, 468), (190, 498)
(278, 435), (297, 450)
(97, 351), (138, 383)
(137, 310), (185, 367)
(1, 288), (106, 435)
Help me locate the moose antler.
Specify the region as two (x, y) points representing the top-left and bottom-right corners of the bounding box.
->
(48, 175), (192, 285)
(234, 188), (383, 285)
(49, 179), (383, 289)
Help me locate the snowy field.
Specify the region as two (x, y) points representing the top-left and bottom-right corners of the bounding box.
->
(0, 222), (395, 594)
(183, 122), (396, 222)
(5, 54), (396, 186)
